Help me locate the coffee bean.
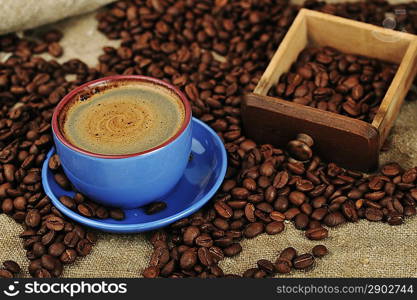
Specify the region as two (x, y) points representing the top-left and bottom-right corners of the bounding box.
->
(244, 222), (264, 238)
(253, 269), (267, 278)
(287, 140), (312, 161)
(160, 260), (175, 277)
(59, 196), (75, 210)
(31, 242), (44, 257)
(48, 154), (61, 170)
(3, 260), (20, 274)
(183, 226), (200, 246)
(365, 207), (383, 222)
(244, 203), (256, 222)
(60, 249), (77, 264)
(76, 239), (92, 257)
(381, 163), (401, 177)
(48, 242), (66, 257)
(294, 213), (309, 229)
(273, 171), (289, 189)
(280, 247), (297, 262)
(54, 173), (71, 190)
(180, 249), (197, 270)
(197, 247), (214, 266)
(293, 254), (315, 269)
(195, 234), (213, 248)
(25, 209), (41, 227)
(223, 243), (242, 257)
(312, 245), (329, 258)
(95, 207), (109, 219)
(231, 187), (250, 200)
(276, 260), (291, 274)
(145, 202), (167, 215)
(41, 254), (57, 271)
(289, 191), (306, 206)
(0, 269), (13, 278)
(45, 216), (65, 231)
(214, 201), (233, 219)
(28, 259), (42, 276)
(142, 266), (160, 278)
(323, 212), (346, 227)
(109, 208), (125, 220)
(270, 211), (285, 222)
(257, 259), (276, 274)
(265, 221), (284, 235)
(243, 268), (258, 278)
(305, 227), (328, 240)
(48, 42), (63, 57)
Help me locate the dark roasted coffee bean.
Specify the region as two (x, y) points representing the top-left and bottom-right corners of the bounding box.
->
(180, 249), (197, 270)
(142, 266), (160, 278)
(54, 173), (71, 190)
(48, 242), (66, 257)
(243, 268), (258, 278)
(253, 269), (267, 278)
(276, 259), (291, 274)
(48, 154), (61, 170)
(208, 247), (224, 263)
(195, 234), (213, 248)
(183, 226), (200, 246)
(312, 245), (329, 258)
(323, 212), (345, 227)
(223, 243), (242, 257)
(145, 202), (167, 215)
(365, 207), (383, 222)
(244, 222), (264, 238)
(265, 221), (284, 235)
(76, 239), (92, 257)
(287, 140), (312, 161)
(0, 269), (13, 278)
(109, 208), (125, 220)
(41, 254), (56, 271)
(280, 247), (297, 262)
(3, 260), (21, 274)
(25, 209), (41, 227)
(45, 216), (65, 231)
(294, 213), (309, 229)
(197, 247), (214, 266)
(59, 196), (75, 210)
(257, 259), (276, 274)
(293, 253), (315, 269)
(60, 249), (77, 264)
(289, 191), (306, 206)
(305, 227), (328, 240)
(214, 201), (233, 219)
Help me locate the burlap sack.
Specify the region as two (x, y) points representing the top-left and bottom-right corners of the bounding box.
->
(1, 3), (416, 278)
(0, 0), (116, 35)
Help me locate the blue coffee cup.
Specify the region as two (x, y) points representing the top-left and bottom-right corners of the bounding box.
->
(51, 75), (192, 209)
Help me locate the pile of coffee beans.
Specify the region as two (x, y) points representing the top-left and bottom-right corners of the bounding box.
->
(1, 0), (417, 278)
(268, 46), (398, 122)
(243, 245), (328, 278)
(141, 133), (417, 277)
(0, 260), (21, 278)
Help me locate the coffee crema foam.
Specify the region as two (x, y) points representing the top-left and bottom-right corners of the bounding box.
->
(62, 82), (185, 155)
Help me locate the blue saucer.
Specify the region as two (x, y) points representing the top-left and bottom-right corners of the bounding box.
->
(42, 118), (227, 233)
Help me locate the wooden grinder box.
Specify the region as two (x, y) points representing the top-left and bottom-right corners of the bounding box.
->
(242, 9), (417, 171)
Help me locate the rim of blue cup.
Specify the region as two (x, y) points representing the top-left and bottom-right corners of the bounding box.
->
(51, 75), (193, 159)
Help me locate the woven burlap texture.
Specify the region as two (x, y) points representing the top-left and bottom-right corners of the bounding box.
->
(1, 5), (416, 278)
